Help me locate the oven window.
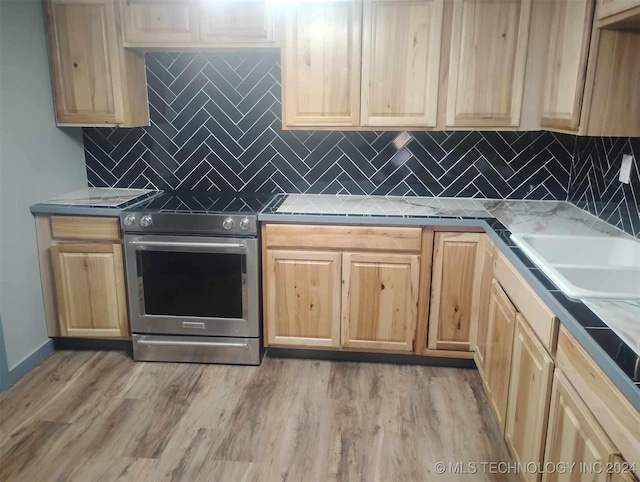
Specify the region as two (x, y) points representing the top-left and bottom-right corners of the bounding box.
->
(140, 251), (243, 319)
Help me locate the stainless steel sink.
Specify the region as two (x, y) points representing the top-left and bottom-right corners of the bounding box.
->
(510, 234), (640, 300)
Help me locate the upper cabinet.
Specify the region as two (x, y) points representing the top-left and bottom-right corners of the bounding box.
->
(199, 0), (275, 44)
(45, 0), (149, 127)
(446, 0), (532, 128)
(121, 0), (277, 47)
(360, 0), (444, 127)
(122, 0), (200, 44)
(540, 0), (640, 136)
(282, 0), (446, 128)
(281, 0), (362, 127)
(541, 0), (594, 131)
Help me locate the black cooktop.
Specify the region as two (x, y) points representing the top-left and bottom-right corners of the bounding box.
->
(128, 191), (277, 214)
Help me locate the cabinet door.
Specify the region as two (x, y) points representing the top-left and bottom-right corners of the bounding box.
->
(428, 232), (483, 352)
(199, 0), (275, 45)
(542, 370), (616, 482)
(282, 0), (361, 127)
(475, 236), (495, 378)
(505, 315), (554, 482)
(446, 0), (532, 127)
(265, 250), (342, 348)
(122, 0), (199, 44)
(541, 0), (594, 131)
(46, 0), (123, 125)
(361, 0), (444, 127)
(51, 243), (129, 338)
(484, 279), (517, 433)
(341, 252), (419, 352)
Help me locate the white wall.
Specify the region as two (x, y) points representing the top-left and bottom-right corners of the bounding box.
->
(0, 0), (87, 373)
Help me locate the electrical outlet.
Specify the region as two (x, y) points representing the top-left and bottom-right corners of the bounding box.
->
(619, 154), (634, 184)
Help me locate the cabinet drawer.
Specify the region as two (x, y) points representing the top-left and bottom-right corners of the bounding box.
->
(494, 250), (558, 352)
(557, 326), (640, 465)
(263, 224), (422, 253)
(50, 216), (121, 241)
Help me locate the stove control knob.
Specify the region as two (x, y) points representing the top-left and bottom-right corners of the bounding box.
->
(240, 218), (251, 231)
(140, 215), (153, 227)
(222, 217), (234, 230)
(123, 214), (136, 226)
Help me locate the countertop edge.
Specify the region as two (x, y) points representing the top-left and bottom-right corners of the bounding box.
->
(259, 212), (640, 411)
(30, 204), (125, 217)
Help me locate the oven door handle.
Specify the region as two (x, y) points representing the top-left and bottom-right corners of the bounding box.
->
(136, 338), (249, 348)
(128, 239), (246, 251)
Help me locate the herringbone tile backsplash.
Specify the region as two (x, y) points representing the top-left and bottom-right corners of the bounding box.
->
(83, 52), (573, 199)
(569, 137), (640, 238)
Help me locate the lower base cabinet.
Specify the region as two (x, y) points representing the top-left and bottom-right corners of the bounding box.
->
(262, 224), (425, 352)
(341, 252), (419, 352)
(542, 370), (617, 482)
(51, 242), (129, 338)
(505, 314), (554, 482)
(35, 214), (130, 339)
(427, 232), (485, 352)
(264, 250), (342, 348)
(484, 279), (517, 433)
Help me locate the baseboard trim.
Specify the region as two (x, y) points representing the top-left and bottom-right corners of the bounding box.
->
(266, 347), (477, 368)
(53, 337), (133, 353)
(0, 339), (54, 393)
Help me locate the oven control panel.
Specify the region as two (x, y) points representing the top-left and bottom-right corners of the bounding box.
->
(120, 212), (257, 236)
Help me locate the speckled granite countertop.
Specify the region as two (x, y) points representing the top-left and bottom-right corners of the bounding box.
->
(260, 194), (640, 409)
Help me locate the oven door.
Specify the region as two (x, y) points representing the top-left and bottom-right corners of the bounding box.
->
(124, 234), (259, 337)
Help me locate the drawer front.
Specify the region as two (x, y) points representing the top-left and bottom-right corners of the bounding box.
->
(264, 224), (422, 252)
(50, 216), (121, 241)
(494, 250), (558, 352)
(133, 335), (261, 365)
(557, 327), (640, 465)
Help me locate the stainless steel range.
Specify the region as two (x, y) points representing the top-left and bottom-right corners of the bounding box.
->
(121, 192), (273, 365)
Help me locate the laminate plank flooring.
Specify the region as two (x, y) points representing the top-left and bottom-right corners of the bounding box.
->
(0, 351), (519, 482)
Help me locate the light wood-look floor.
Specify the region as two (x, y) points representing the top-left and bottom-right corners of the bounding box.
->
(0, 351), (518, 482)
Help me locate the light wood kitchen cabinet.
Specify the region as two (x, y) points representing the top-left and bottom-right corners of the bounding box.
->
(198, 0), (275, 45)
(262, 224), (424, 353)
(540, 0), (640, 136)
(35, 215), (130, 339)
(281, 0), (362, 127)
(341, 252), (420, 352)
(504, 314), (554, 482)
(556, 326), (640, 466)
(360, 0), (444, 127)
(484, 279), (517, 433)
(474, 236), (495, 378)
(428, 232), (484, 352)
(51, 242), (129, 339)
(264, 250), (342, 348)
(45, 0), (148, 127)
(121, 0), (276, 47)
(446, 0), (532, 127)
(121, 0), (199, 44)
(541, 0), (595, 131)
(542, 370), (617, 482)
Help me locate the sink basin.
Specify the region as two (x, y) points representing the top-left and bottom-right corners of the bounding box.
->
(511, 234), (640, 300)
(553, 266), (640, 299)
(512, 234), (640, 268)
